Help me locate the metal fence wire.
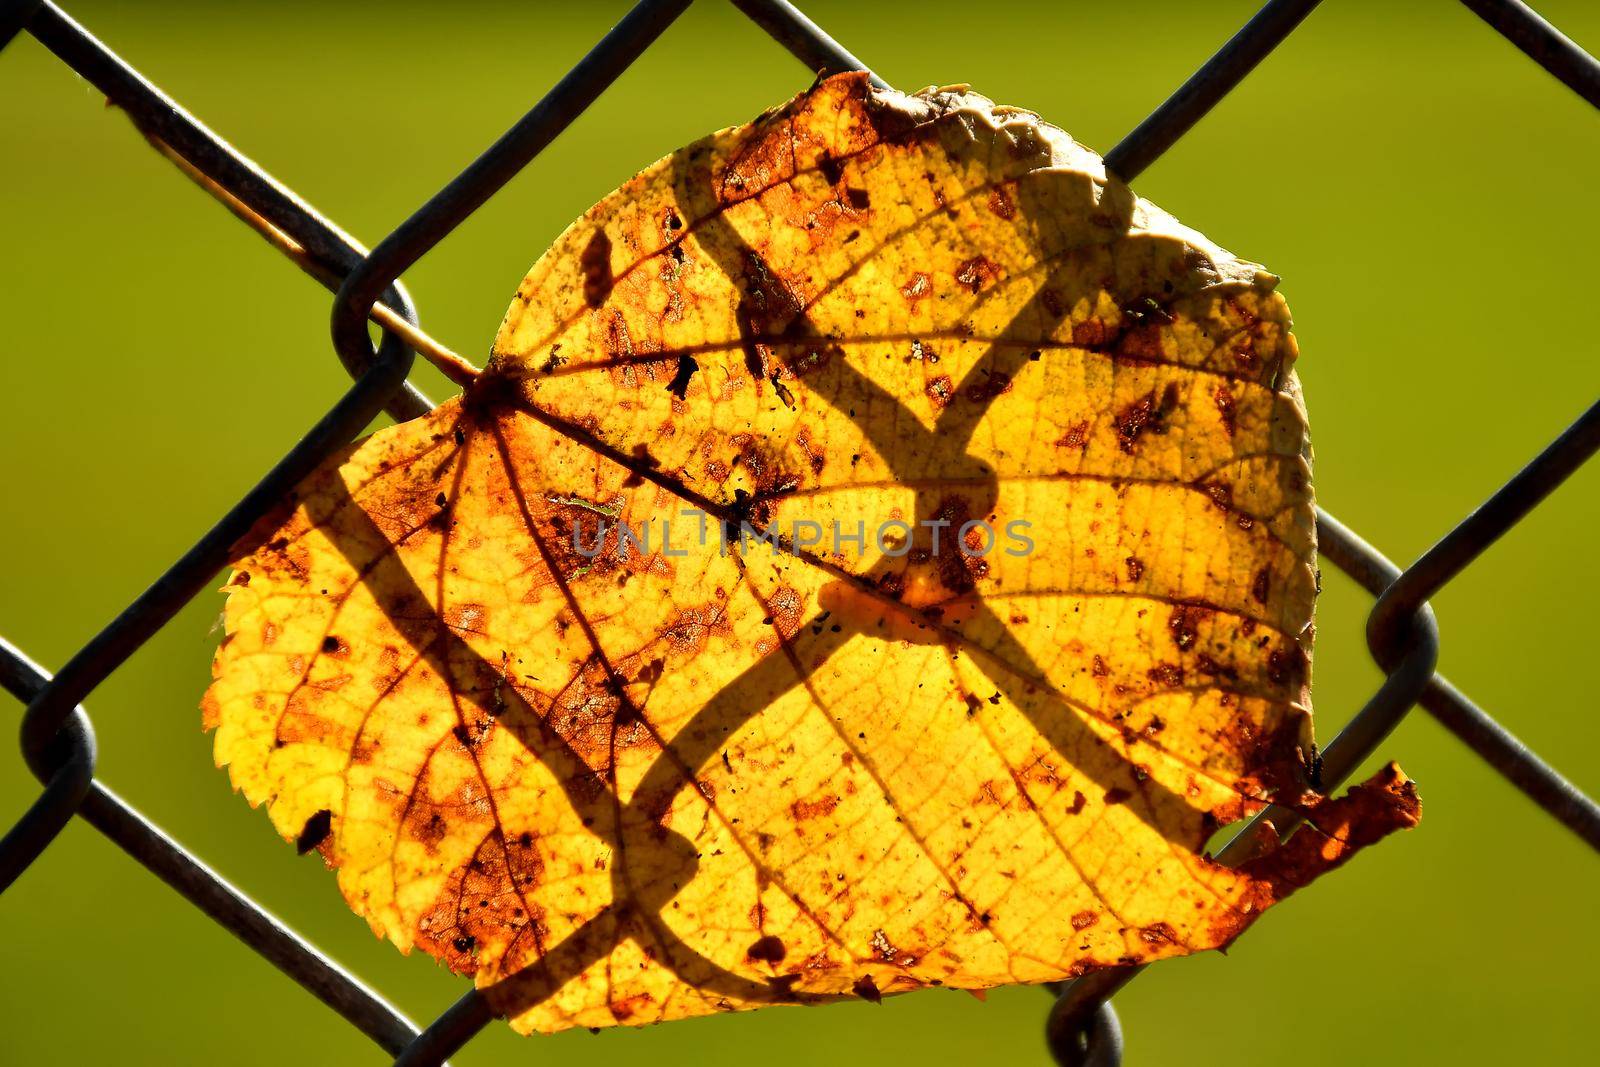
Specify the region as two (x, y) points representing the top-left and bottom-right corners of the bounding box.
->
(2, 0), (1598, 1063)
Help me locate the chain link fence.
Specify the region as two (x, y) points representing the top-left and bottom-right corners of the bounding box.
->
(1, 1), (1596, 1063)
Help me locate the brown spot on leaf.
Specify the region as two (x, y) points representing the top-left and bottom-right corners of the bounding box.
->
(1252, 567), (1271, 606)
(1140, 922), (1178, 945)
(954, 255), (1001, 294)
(1168, 604), (1208, 651)
(1267, 646), (1308, 689)
(871, 928), (900, 963)
(1205, 481), (1233, 513)
(1213, 382), (1237, 436)
(964, 370), (1013, 403)
(1071, 320), (1109, 346)
(295, 809), (333, 855)
(987, 183), (1017, 219)
(1147, 663), (1184, 688)
(580, 229), (613, 309)
(1056, 420), (1091, 450)
(900, 271), (932, 303)
(795, 429), (827, 476)
(1113, 387), (1178, 453)
(792, 794), (840, 821)
(666, 353), (699, 399)
(746, 935), (787, 964)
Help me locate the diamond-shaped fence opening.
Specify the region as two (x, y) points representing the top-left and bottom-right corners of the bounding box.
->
(1, 1), (1597, 1064)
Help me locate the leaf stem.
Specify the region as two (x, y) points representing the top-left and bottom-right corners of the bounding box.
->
(119, 107), (481, 387)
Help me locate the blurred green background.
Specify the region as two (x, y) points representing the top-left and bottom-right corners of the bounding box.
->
(2, 1), (1597, 1063)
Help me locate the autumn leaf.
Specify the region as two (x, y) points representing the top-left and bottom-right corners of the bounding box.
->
(203, 72), (1418, 1034)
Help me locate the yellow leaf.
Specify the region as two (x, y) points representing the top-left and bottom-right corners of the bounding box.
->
(205, 73), (1418, 1034)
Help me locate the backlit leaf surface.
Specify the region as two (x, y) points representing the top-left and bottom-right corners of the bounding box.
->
(204, 73), (1418, 1034)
